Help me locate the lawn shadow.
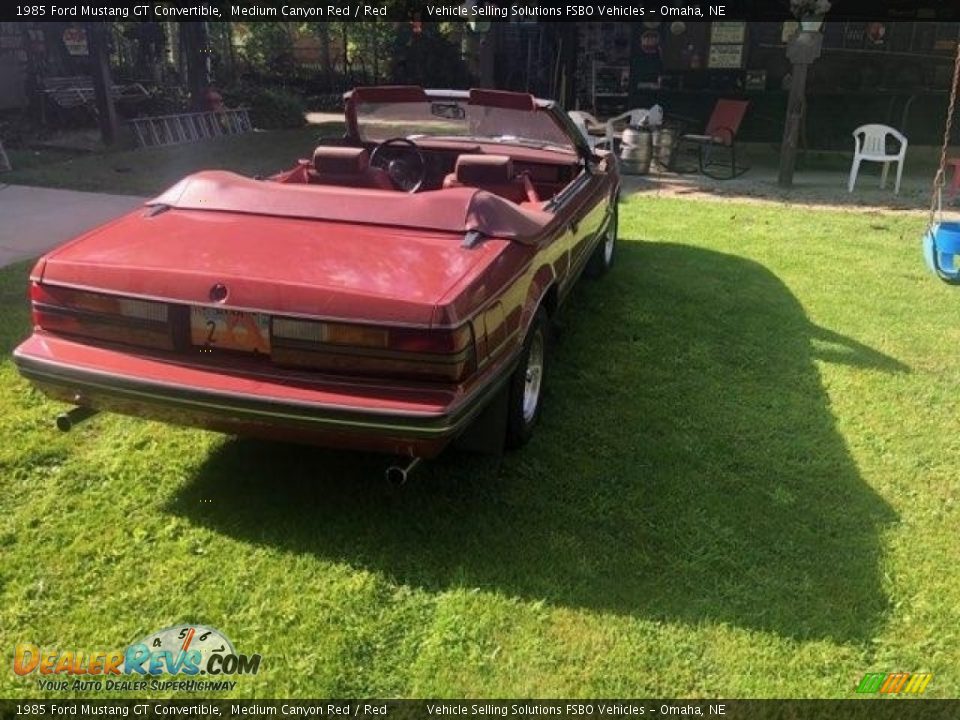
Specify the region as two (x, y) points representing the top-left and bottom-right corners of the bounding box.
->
(169, 240), (901, 643)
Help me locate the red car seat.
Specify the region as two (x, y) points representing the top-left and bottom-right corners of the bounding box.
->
(443, 155), (539, 205)
(311, 146), (394, 190)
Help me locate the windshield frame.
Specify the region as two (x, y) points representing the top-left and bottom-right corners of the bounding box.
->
(343, 87), (589, 159)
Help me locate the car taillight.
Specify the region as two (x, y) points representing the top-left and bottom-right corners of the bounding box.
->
(30, 282), (173, 350)
(271, 317), (476, 382)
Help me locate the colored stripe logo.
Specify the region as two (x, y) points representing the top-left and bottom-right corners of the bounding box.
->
(856, 672), (933, 694)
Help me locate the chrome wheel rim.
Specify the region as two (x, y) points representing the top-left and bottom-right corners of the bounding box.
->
(522, 328), (544, 423)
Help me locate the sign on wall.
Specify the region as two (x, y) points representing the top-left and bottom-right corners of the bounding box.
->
(708, 21), (746, 69)
(710, 22), (746, 44)
(62, 27), (88, 56)
(708, 44), (745, 68)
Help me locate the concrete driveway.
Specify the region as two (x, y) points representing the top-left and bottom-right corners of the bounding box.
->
(0, 184), (143, 268)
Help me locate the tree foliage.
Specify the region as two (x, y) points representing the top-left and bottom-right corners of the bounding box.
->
(235, 21), (470, 90)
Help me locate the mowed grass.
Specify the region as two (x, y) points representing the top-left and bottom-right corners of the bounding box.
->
(1, 195), (959, 699)
(3, 125), (339, 196)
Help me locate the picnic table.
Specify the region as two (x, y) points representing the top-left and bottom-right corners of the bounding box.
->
(39, 76), (149, 112)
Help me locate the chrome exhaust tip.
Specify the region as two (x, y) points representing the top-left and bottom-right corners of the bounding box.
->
(385, 457), (421, 486)
(56, 406), (98, 432)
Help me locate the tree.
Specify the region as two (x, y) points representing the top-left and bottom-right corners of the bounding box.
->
(85, 22), (119, 145)
(180, 22), (211, 110)
(389, 22), (469, 88)
(237, 22), (296, 76)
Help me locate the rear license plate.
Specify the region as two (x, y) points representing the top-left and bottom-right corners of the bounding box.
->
(190, 307), (271, 354)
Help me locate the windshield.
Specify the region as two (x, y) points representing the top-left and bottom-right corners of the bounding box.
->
(354, 99), (576, 152)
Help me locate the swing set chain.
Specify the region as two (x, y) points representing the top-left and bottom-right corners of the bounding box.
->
(929, 42), (960, 232)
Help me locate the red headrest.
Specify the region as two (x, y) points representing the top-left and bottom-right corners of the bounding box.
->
(313, 146), (369, 175)
(455, 155), (513, 185)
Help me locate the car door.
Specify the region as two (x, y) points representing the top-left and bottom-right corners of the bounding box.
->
(549, 164), (614, 295)
(542, 105), (616, 288)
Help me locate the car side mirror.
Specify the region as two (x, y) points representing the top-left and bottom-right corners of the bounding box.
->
(586, 156), (608, 174)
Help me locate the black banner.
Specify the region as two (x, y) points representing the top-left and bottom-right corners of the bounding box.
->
(3, 0), (960, 23)
(1, 700), (959, 720)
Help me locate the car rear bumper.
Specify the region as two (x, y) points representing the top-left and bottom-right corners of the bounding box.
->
(13, 334), (515, 457)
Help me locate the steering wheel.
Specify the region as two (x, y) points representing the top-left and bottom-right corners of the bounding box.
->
(369, 137), (427, 193)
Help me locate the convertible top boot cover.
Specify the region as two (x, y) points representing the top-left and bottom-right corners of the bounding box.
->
(149, 171), (551, 241)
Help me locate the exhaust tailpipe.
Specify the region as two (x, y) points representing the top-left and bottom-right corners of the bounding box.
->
(56, 406), (98, 432)
(385, 457), (421, 486)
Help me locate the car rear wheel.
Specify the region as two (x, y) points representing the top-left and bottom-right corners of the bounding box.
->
(586, 198), (618, 278)
(505, 308), (549, 449)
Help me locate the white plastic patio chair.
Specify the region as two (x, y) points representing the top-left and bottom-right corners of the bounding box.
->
(605, 105), (665, 153)
(568, 111), (613, 153)
(606, 105), (664, 133)
(848, 124), (908, 195)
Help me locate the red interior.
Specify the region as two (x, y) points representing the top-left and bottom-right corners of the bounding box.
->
(272, 142), (577, 206)
(310, 146), (393, 190)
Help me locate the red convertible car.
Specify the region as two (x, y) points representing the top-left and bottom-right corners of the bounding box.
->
(13, 87), (619, 476)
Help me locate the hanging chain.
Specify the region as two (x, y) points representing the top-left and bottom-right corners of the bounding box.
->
(929, 42), (960, 231)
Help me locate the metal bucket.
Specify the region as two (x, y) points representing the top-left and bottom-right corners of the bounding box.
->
(619, 128), (652, 175)
(656, 126), (677, 170)
(621, 126), (647, 148)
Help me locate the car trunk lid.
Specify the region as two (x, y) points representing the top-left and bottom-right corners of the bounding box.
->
(40, 206), (507, 326)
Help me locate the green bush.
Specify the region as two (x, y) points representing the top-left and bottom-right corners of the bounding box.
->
(304, 94), (344, 113)
(223, 85), (306, 129)
(133, 85), (190, 118)
(0, 111), (35, 146)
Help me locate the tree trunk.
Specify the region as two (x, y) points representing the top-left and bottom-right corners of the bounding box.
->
(463, 29), (481, 83)
(19, 24), (43, 125)
(86, 22), (119, 146)
(559, 23), (578, 109)
(545, 23), (578, 109)
(181, 22), (210, 110)
(224, 22), (237, 84)
(318, 23), (332, 89)
(478, 25), (497, 88)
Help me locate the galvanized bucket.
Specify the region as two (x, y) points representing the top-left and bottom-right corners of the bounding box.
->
(620, 128), (652, 175)
(656, 126), (677, 170)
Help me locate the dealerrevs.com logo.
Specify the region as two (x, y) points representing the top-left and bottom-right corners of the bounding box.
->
(14, 625), (262, 692)
(855, 672), (933, 695)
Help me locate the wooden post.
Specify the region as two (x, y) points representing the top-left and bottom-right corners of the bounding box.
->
(778, 63), (808, 187)
(86, 23), (119, 146)
(778, 30), (823, 188)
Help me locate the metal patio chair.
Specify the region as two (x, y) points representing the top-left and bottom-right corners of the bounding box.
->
(674, 99), (750, 179)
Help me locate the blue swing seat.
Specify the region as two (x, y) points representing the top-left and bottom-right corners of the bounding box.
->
(924, 222), (960, 284)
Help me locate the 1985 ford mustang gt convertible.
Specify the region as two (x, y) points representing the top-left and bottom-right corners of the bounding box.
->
(13, 87), (619, 469)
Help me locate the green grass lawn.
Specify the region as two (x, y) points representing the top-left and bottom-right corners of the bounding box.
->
(3, 125), (340, 196)
(1, 194), (959, 699)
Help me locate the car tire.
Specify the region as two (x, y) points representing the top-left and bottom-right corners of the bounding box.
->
(586, 198), (618, 278)
(505, 307), (549, 449)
